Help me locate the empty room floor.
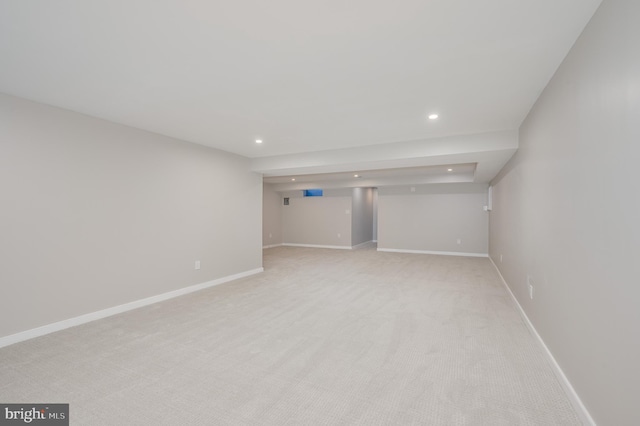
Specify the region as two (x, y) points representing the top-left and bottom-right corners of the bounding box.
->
(0, 247), (580, 425)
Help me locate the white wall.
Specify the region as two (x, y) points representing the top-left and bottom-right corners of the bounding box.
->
(490, 0), (639, 424)
(378, 184), (488, 255)
(281, 190), (352, 248)
(372, 188), (378, 241)
(351, 187), (374, 246)
(262, 183), (282, 247)
(0, 93), (263, 339)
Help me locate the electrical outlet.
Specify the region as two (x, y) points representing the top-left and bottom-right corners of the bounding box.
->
(456, 239), (461, 245)
(195, 260), (201, 270)
(337, 233), (341, 238)
(269, 233), (272, 238)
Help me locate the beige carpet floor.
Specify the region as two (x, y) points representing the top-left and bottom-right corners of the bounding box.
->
(0, 245), (580, 425)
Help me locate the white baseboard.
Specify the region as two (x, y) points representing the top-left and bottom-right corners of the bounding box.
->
(351, 240), (375, 249)
(377, 248), (488, 258)
(489, 257), (595, 426)
(282, 243), (352, 250)
(0, 267), (264, 349)
(262, 244), (283, 249)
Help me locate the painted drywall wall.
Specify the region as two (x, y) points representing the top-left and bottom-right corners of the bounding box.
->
(372, 188), (378, 241)
(281, 191), (352, 247)
(490, 1), (639, 424)
(351, 187), (374, 246)
(0, 93), (263, 339)
(262, 183), (282, 247)
(378, 183), (489, 255)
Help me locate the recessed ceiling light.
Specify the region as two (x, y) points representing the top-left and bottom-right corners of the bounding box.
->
(447, 168), (453, 172)
(291, 178), (296, 181)
(354, 174), (360, 178)
(428, 114), (439, 120)
(255, 139), (263, 144)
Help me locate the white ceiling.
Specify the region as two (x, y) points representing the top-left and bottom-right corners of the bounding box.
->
(265, 164), (477, 184)
(0, 0), (601, 186)
(264, 163), (477, 190)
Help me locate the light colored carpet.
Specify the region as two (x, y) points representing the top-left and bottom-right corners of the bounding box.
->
(0, 245), (580, 425)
